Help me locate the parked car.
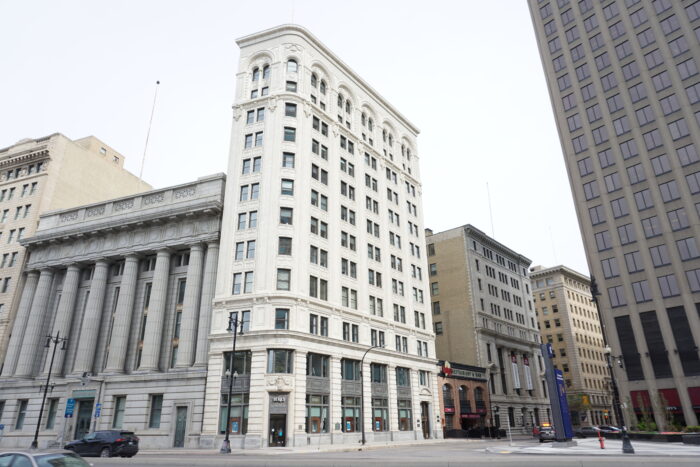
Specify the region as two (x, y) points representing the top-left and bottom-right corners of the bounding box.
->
(575, 425), (601, 438)
(598, 425), (622, 433)
(64, 430), (139, 458)
(535, 425), (556, 442)
(0, 450), (91, 466)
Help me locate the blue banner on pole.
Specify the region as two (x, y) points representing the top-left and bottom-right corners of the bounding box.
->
(555, 370), (574, 439)
(94, 403), (102, 418)
(65, 398), (76, 418)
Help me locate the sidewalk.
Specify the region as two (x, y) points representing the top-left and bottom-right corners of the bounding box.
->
(138, 438), (470, 456)
(489, 437), (700, 457)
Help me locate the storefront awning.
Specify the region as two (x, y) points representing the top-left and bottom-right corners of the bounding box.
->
(688, 386), (700, 410)
(658, 388), (682, 414)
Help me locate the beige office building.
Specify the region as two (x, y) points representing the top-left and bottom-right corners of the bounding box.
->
(530, 265), (613, 426)
(0, 134), (150, 368)
(529, 1), (700, 428)
(426, 225), (549, 434)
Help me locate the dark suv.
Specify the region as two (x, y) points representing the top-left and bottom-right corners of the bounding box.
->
(64, 430), (139, 458)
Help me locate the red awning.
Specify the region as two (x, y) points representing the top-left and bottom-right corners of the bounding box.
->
(688, 387), (700, 410)
(658, 388), (682, 414)
(630, 390), (652, 412)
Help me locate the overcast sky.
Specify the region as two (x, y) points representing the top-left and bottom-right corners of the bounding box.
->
(0, 0), (590, 275)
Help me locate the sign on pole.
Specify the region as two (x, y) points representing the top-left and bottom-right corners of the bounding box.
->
(94, 403), (102, 418)
(64, 398), (76, 418)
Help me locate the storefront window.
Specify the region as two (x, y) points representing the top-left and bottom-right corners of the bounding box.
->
(341, 359), (360, 380)
(372, 398), (389, 431)
(218, 394), (249, 435)
(267, 349), (294, 373)
(370, 363), (387, 383)
(306, 394), (329, 433)
(398, 399), (412, 431)
(342, 396), (360, 432)
(223, 350), (252, 375)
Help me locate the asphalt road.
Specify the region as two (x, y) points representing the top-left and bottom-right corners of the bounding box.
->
(88, 440), (700, 467)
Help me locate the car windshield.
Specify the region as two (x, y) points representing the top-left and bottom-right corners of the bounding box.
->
(36, 453), (91, 467)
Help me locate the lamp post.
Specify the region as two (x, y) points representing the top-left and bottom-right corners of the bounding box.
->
(31, 331), (68, 449)
(220, 314), (245, 454)
(590, 276), (635, 454)
(360, 344), (383, 446)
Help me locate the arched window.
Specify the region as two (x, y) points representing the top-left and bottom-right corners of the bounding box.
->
(337, 94), (344, 107)
(474, 387), (484, 402)
(459, 385), (468, 402)
(311, 73), (318, 88)
(262, 65), (270, 80)
(388, 134), (393, 146)
(345, 101), (351, 114)
(287, 59), (298, 73)
(252, 67), (260, 82)
(320, 80), (327, 95)
(406, 147), (411, 160)
(442, 384), (453, 403)
(382, 129), (387, 142)
(368, 118), (374, 131)
(361, 113), (366, 126)
(401, 145), (405, 157)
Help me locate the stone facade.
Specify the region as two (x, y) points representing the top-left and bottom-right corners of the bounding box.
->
(426, 225), (550, 434)
(530, 265), (614, 426)
(201, 25), (441, 450)
(0, 133), (151, 368)
(0, 174), (223, 449)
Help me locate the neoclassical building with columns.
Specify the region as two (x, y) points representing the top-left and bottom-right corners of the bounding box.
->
(0, 174), (224, 449)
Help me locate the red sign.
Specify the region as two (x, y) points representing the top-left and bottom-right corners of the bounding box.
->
(461, 414), (481, 419)
(444, 407), (455, 413)
(442, 366), (453, 376)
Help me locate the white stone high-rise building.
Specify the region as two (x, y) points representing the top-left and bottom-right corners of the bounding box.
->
(201, 25), (440, 449)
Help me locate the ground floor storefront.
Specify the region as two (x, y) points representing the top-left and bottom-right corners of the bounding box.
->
(199, 334), (443, 449)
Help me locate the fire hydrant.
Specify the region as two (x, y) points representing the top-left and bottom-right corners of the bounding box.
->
(598, 431), (605, 449)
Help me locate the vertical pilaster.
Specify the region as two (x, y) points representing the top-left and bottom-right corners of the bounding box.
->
(73, 260), (110, 374)
(44, 265), (81, 376)
(195, 242), (219, 367)
(104, 255), (139, 373)
(175, 244), (204, 368)
(138, 249), (171, 371)
(1, 271), (39, 377)
(15, 268), (54, 377)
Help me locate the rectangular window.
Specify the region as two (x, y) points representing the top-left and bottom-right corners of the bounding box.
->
(112, 396), (126, 428)
(15, 399), (28, 429)
(276, 269), (291, 291)
(149, 394), (163, 428)
(267, 349), (293, 373)
(45, 398), (58, 429)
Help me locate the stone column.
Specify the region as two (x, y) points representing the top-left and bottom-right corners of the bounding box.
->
(138, 249), (171, 371)
(1, 271), (39, 377)
(73, 260), (110, 375)
(175, 244), (204, 368)
(43, 265), (81, 376)
(15, 268), (54, 378)
(103, 255), (140, 373)
(194, 242), (219, 367)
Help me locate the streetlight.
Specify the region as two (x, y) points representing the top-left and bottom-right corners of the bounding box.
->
(220, 314), (245, 454)
(590, 276), (635, 454)
(360, 344), (383, 446)
(31, 331), (68, 449)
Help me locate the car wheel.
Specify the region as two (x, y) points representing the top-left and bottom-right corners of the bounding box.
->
(100, 447), (111, 458)
(539, 439), (544, 443)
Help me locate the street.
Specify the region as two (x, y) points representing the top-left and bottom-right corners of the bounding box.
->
(88, 438), (700, 467)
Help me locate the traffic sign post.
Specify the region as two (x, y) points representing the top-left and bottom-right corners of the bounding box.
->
(94, 403), (101, 418)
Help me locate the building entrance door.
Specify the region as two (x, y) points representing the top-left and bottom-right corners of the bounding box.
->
(74, 399), (94, 441)
(268, 414), (286, 447)
(174, 406), (187, 447)
(420, 402), (430, 439)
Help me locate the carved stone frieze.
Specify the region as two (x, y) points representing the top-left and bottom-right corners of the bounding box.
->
(86, 206), (105, 217)
(113, 199), (134, 212)
(266, 375), (293, 392)
(174, 187), (196, 199)
(59, 211), (79, 223)
(143, 193), (165, 205)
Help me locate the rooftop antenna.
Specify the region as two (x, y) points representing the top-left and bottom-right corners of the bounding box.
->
(138, 80), (160, 190)
(487, 182), (495, 239)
